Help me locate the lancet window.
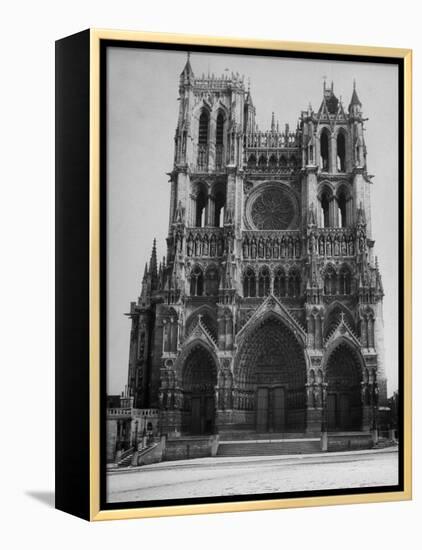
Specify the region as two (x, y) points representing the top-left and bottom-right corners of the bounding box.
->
(243, 268), (256, 298)
(190, 265), (204, 296)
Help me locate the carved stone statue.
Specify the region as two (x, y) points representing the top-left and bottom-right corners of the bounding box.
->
(319, 237), (325, 255)
(202, 237), (209, 256)
(210, 236), (216, 257)
(251, 240), (257, 259)
(258, 239), (264, 258)
(272, 240), (279, 258)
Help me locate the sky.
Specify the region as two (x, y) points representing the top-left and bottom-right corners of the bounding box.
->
(106, 46), (399, 396)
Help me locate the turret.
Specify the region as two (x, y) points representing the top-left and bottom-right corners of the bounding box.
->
(349, 80), (362, 118)
(244, 81), (256, 133)
(271, 111), (276, 132)
(179, 52), (194, 88)
(149, 238), (158, 284)
(139, 262), (149, 305)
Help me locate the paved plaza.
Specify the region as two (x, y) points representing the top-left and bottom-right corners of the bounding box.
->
(107, 448), (398, 503)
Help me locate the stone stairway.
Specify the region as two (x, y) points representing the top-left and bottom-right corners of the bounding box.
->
(117, 450), (134, 467)
(374, 438), (398, 450)
(216, 437), (321, 457)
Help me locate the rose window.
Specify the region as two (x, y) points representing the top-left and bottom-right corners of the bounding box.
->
(250, 187), (296, 230)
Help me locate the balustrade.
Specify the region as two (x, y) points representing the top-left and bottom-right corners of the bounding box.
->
(107, 408), (132, 418)
(244, 131), (299, 149)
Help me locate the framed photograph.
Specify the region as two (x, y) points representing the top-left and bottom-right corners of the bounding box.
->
(55, 29), (412, 521)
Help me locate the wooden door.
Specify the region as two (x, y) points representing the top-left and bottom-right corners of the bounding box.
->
(204, 396), (214, 434)
(339, 394), (350, 430)
(327, 393), (337, 430)
(191, 396), (201, 434)
(256, 387), (269, 432)
(272, 387), (285, 432)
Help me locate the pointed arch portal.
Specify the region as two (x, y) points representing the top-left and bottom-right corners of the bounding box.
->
(182, 344), (217, 434)
(325, 342), (363, 431)
(236, 317), (307, 432)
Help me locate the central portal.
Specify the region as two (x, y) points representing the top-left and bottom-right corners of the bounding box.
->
(236, 316), (307, 432)
(256, 386), (286, 432)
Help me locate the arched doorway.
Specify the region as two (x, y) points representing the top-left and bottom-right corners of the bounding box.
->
(236, 317), (307, 432)
(325, 342), (362, 431)
(182, 344), (217, 435)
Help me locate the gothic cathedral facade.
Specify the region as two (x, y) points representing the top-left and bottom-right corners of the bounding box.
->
(126, 56), (386, 437)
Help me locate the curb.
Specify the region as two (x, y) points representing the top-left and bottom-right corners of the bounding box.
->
(107, 445), (398, 475)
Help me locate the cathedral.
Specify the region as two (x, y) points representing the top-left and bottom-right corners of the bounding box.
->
(125, 55), (386, 438)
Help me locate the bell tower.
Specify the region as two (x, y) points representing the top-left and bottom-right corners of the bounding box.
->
(299, 80), (387, 428)
(166, 55), (247, 304)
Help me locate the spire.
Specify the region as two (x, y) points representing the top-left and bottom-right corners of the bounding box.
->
(158, 261), (163, 290)
(149, 238), (158, 281)
(271, 112), (276, 132)
(350, 79), (362, 107)
(140, 262), (150, 305)
(349, 79), (362, 117)
(245, 90), (254, 107)
(245, 78), (254, 107)
(180, 52), (194, 84)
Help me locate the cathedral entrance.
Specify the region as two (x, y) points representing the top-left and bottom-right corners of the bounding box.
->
(182, 345), (217, 435)
(325, 342), (363, 431)
(236, 317), (307, 432)
(256, 386), (286, 432)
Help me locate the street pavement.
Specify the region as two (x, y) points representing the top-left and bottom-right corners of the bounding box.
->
(107, 447), (398, 503)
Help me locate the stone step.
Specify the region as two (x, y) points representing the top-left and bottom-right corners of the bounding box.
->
(218, 431), (315, 441)
(217, 439), (321, 457)
(117, 452), (134, 467)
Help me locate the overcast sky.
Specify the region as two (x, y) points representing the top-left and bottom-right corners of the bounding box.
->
(107, 46), (398, 396)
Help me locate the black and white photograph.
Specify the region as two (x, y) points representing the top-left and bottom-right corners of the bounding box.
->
(2, 0), (420, 542)
(104, 45), (401, 506)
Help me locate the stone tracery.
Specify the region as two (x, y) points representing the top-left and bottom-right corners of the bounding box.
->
(250, 187), (296, 230)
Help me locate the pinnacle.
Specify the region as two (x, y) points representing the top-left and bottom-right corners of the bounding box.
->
(149, 238), (158, 279)
(349, 79), (362, 108)
(180, 52), (194, 81)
